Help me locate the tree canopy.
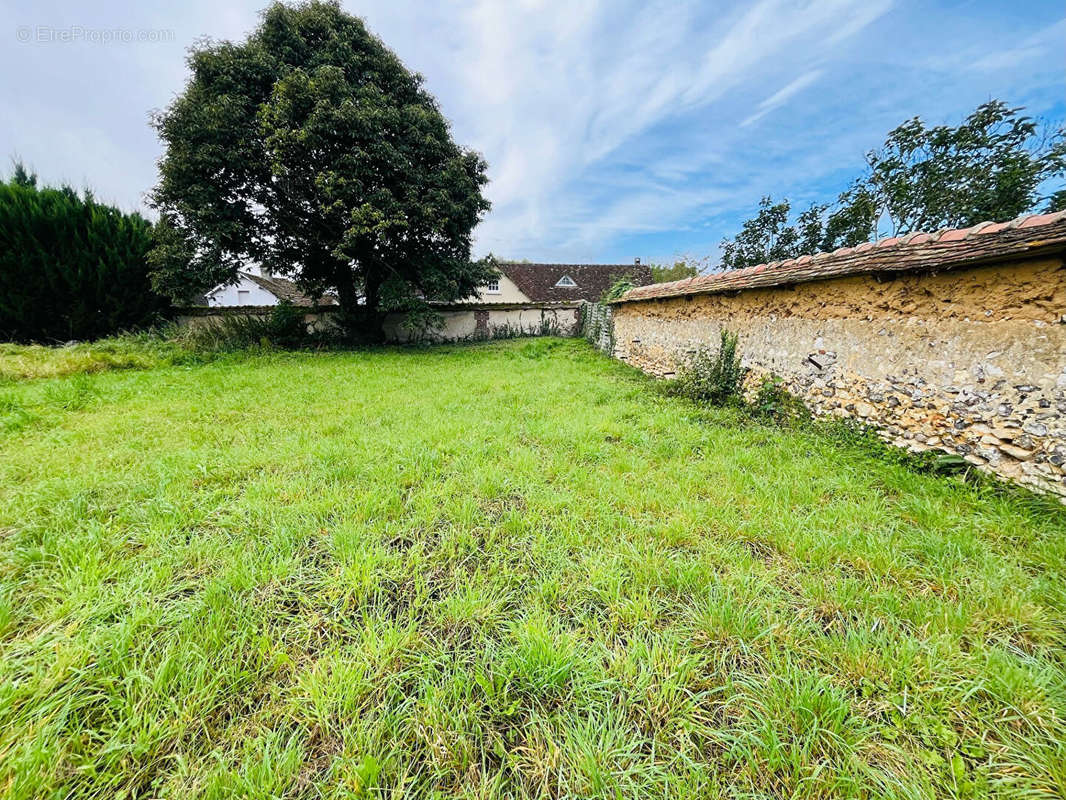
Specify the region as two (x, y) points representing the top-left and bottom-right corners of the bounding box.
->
(649, 261), (701, 283)
(720, 101), (1066, 270)
(150, 0), (493, 337)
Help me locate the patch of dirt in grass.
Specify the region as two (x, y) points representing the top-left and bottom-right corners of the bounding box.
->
(479, 492), (528, 523)
(292, 725), (343, 794)
(738, 536), (788, 565)
(385, 518), (448, 554)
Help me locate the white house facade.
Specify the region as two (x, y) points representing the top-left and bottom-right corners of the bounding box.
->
(204, 266), (336, 308)
(458, 272), (531, 304)
(205, 271), (280, 307)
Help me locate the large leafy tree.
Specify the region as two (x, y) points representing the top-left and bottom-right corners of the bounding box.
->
(719, 101), (1065, 269)
(0, 165), (167, 342)
(150, 1), (493, 338)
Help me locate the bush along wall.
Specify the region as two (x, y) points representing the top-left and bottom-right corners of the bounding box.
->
(0, 166), (170, 342)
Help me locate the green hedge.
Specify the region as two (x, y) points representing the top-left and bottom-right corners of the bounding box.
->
(0, 167), (170, 342)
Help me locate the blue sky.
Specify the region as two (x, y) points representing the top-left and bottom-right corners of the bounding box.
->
(1, 0), (1063, 266)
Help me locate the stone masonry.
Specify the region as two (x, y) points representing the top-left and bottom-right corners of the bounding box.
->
(610, 234), (1066, 499)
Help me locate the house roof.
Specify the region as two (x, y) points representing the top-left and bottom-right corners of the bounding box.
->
(500, 262), (654, 302)
(242, 272), (337, 306)
(616, 210), (1066, 304)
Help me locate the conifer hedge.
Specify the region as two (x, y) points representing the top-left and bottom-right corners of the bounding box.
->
(0, 166), (169, 342)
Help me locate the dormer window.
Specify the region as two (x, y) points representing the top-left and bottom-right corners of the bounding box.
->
(555, 275), (577, 288)
(485, 279), (500, 294)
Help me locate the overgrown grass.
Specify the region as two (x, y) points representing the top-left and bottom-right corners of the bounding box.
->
(0, 330), (191, 382)
(1, 338), (1064, 798)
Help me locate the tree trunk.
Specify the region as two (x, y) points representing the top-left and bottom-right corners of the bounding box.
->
(360, 273), (385, 343)
(334, 267), (384, 343)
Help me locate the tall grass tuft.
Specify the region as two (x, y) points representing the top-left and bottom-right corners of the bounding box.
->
(175, 302), (313, 352)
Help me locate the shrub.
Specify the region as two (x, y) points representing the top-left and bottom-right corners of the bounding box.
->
(601, 278), (635, 303)
(0, 164), (170, 342)
(671, 329), (746, 406)
(396, 304), (444, 344)
(751, 373), (809, 424)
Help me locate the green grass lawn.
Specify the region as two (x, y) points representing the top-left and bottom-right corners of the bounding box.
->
(1, 338), (1064, 798)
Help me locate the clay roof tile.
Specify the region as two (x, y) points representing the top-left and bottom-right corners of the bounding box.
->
(1018, 212), (1061, 228)
(499, 262), (653, 302)
(977, 221), (1010, 234)
(243, 272), (336, 307)
(937, 228), (968, 242)
(613, 211), (1066, 305)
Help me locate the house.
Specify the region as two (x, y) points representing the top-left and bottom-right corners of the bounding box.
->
(202, 260), (652, 308)
(463, 260), (654, 304)
(204, 266), (337, 307)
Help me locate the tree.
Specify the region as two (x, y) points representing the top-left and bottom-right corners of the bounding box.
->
(861, 101), (1062, 235)
(0, 164), (168, 342)
(720, 197), (809, 269)
(718, 100), (1065, 269)
(650, 261), (700, 282)
(149, 1), (493, 339)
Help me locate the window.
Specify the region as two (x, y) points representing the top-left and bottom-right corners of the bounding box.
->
(555, 275), (577, 288)
(485, 279), (500, 294)
(237, 290), (251, 305)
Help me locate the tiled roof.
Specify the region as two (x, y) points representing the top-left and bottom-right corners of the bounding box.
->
(616, 211), (1066, 304)
(501, 262), (654, 303)
(243, 272), (338, 307)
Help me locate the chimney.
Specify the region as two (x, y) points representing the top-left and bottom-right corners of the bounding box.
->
(634, 257), (641, 265)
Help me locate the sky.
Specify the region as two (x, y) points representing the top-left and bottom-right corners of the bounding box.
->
(1, 0), (1064, 266)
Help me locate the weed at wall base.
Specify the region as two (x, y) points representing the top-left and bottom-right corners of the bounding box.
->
(750, 373), (811, 426)
(668, 329), (746, 406)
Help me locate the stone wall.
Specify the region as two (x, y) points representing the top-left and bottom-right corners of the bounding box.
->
(383, 303), (581, 343)
(610, 257), (1066, 498)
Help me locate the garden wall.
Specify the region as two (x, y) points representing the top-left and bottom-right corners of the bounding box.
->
(176, 303), (582, 343)
(174, 306), (336, 331)
(610, 256), (1066, 498)
(382, 303), (581, 343)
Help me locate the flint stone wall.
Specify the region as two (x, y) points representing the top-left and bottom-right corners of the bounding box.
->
(610, 257), (1066, 498)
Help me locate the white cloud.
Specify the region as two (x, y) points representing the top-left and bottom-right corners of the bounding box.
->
(4, 0), (1060, 266)
(971, 19), (1066, 72)
(741, 69), (825, 128)
(362, 0), (894, 258)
